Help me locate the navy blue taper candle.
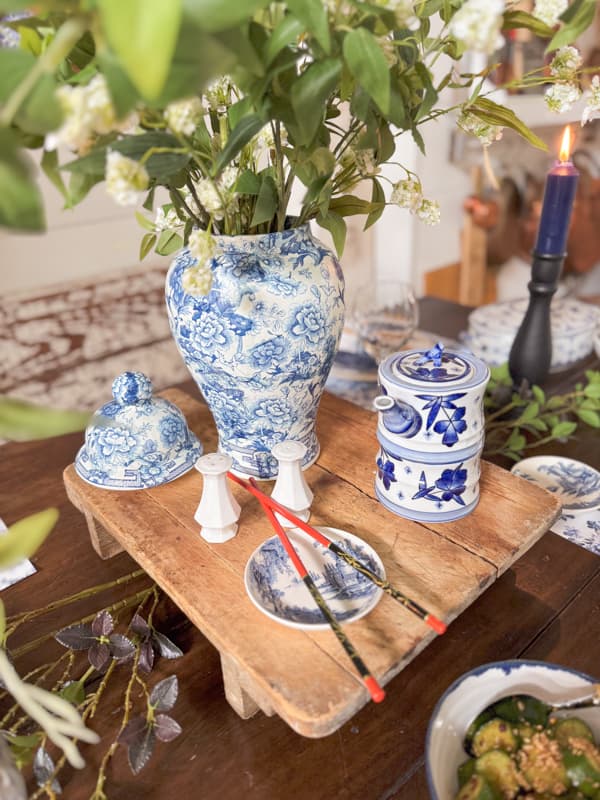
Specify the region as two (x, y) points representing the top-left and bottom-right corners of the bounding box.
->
(509, 127), (579, 387)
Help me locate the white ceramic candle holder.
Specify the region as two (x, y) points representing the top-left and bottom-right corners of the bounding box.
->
(270, 441), (313, 528)
(194, 453), (241, 543)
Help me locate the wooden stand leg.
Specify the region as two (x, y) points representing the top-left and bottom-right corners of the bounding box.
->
(219, 652), (274, 720)
(84, 511), (124, 559)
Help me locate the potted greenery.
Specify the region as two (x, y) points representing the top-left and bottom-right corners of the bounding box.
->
(0, 0), (596, 477)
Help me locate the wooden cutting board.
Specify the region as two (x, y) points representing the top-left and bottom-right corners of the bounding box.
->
(63, 389), (561, 738)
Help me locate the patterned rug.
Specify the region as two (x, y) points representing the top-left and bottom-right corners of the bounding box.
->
(1, 265), (190, 413)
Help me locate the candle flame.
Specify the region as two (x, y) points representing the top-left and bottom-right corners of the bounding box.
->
(559, 126), (572, 163)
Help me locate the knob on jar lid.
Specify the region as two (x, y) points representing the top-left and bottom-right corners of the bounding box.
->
(112, 371), (153, 404)
(379, 342), (489, 391)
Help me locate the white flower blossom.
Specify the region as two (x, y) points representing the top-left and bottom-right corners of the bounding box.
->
(449, 0), (505, 54)
(391, 178), (422, 211)
(105, 150), (149, 206)
(188, 229), (216, 264)
(204, 75), (235, 111)
(154, 206), (183, 231)
(582, 75), (600, 126)
(544, 82), (582, 113)
(53, 74), (137, 153)
(416, 198), (441, 225)
(381, 0), (419, 30)
(532, 0), (568, 27)
(164, 96), (203, 136)
(182, 233), (214, 295)
(550, 46), (582, 80)
(354, 149), (380, 177)
(195, 178), (224, 218)
(457, 110), (503, 147)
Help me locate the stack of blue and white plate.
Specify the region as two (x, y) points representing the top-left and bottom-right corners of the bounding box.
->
(464, 296), (600, 371)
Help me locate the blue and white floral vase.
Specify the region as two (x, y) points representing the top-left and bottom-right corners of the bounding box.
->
(165, 225), (345, 479)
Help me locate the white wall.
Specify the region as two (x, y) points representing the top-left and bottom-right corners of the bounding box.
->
(1, 160), (162, 295)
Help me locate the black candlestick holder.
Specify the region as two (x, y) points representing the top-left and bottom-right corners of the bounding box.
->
(508, 251), (565, 388)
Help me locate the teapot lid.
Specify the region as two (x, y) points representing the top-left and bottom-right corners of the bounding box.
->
(379, 342), (489, 390)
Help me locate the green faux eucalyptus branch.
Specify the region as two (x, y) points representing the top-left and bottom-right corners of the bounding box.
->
(483, 363), (600, 461)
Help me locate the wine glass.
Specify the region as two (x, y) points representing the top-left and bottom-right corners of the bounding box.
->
(349, 280), (419, 363)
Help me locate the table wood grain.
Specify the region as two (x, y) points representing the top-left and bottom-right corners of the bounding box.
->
(1, 297), (598, 800)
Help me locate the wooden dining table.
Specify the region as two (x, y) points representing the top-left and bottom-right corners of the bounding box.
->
(1, 296), (599, 800)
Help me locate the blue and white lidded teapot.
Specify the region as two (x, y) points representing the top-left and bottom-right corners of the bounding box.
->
(373, 343), (490, 523)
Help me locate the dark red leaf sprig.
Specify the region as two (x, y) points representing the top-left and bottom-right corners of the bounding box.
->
(130, 614), (183, 674)
(55, 611), (135, 671)
(119, 675), (182, 774)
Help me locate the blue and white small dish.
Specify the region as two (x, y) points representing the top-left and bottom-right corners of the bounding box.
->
(552, 508), (600, 555)
(244, 526), (385, 630)
(511, 456), (600, 512)
(426, 660), (600, 800)
(75, 371), (203, 490)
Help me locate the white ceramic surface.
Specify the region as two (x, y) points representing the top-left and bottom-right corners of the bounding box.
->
(553, 508), (600, 556)
(594, 328), (600, 361)
(466, 297), (600, 370)
(244, 526), (385, 630)
(511, 456), (600, 512)
(426, 660), (600, 800)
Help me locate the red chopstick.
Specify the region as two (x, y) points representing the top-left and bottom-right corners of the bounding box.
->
(227, 471), (446, 635)
(248, 478), (385, 704)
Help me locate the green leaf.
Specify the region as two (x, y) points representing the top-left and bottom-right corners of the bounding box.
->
(97, 49), (140, 119)
(364, 179), (386, 230)
(155, 230), (183, 256)
(291, 59), (341, 145)
(140, 232), (157, 261)
(41, 148), (68, 202)
(250, 175), (278, 227)
(524, 418), (548, 432)
(329, 195), (373, 216)
(59, 680), (86, 706)
(502, 10), (554, 38)
(577, 409), (600, 428)
(182, 0), (270, 33)
(212, 113), (264, 174)
(64, 132), (191, 182)
(532, 385), (546, 405)
(0, 129), (45, 231)
(287, 0), (330, 52)
(264, 15), (304, 65)
(547, 0), (597, 51)
(467, 97), (547, 151)
(135, 211), (156, 232)
(0, 508), (59, 568)
(0, 396), (89, 440)
(66, 171), (103, 207)
(235, 169), (261, 195)
(317, 210), (346, 258)
(152, 19), (235, 106)
(98, 0), (182, 99)
(309, 147), (335, 177)
(583, 383), (600, 399)
(551, 421), (577, 438)
(343, 28), (390, 114)
(0, 49), (62, 135)
(519, 402), (539, 423)
(506, 429), (526, 452)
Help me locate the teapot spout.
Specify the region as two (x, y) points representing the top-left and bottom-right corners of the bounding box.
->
(374, 396), (422, 438)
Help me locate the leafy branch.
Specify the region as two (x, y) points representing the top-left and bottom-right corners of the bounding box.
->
(483, 364), (600, 461)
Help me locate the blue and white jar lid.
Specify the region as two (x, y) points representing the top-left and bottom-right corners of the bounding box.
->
(379, 343), (489, 391)
(75, 371), (203, 491)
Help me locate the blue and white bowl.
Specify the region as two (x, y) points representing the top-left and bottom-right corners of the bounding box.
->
(75, 371), (203, 490)
(426, 660), (600, 800)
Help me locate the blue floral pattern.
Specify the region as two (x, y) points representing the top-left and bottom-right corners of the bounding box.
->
(376, 450), (397, 491)
(166, 226), (345, 478)
(416, 392), (467, 447)
(75, 372), (202, 490)
(412, 464), (468, 507)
